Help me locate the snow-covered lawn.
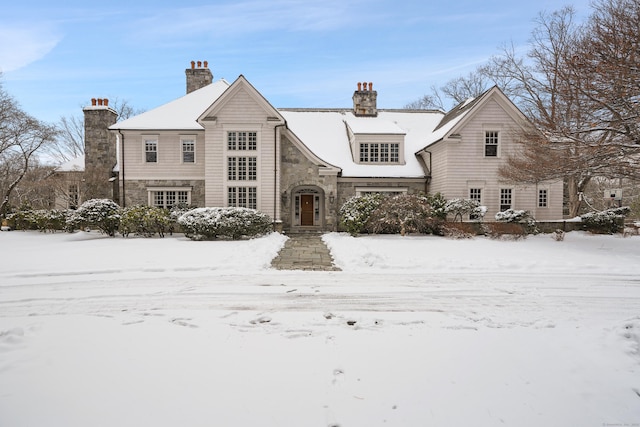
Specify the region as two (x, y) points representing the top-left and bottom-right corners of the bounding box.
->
(1, 230), (639, 427)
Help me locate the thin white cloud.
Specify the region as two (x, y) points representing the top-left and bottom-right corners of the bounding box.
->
(0, 24), (62, 72)
(130, 0), (370, 42)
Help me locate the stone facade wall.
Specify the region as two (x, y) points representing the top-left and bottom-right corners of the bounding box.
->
(336, 179), (426, 208)
(123, 180), (206, 208)
(280, 135), (338, 231)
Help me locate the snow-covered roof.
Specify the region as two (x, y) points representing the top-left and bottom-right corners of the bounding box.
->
(56, 155), (85, 172)
(109, 80), (230, 131)
(281, 110), (444, 178)
(106, 77), (514, 179)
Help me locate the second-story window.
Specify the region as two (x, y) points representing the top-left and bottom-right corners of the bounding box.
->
(145, 139), (158, 163)
(182, 139), (195, 163)
(227, 157), (257, 181)
(485, 131), (499, 157)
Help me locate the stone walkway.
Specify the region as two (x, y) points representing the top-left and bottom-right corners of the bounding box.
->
(271, 234), (341, 271)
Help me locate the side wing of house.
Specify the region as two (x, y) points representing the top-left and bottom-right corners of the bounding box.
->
(116, 129), (207, 208)
(420, 87), (563, 221)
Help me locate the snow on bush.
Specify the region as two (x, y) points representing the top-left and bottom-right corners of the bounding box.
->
(6, 208), (70, 232)
(367, 194), (442, 236)
(339, 193), (385, 236)
(493, 208), (537, 237)
(581, 206), (630, 234)
(67, 199), (121, 236)
(177, 207), (272, 240)
(445, 198), (486, 222)
(120, 205), (171, 238)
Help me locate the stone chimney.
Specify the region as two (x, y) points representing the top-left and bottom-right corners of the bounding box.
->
(83, 99), (118, 200)
(352, 81), (377, 116)
(185, 60), (213, 94)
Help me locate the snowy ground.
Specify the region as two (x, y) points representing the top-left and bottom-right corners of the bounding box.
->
(0, 230), (639, 427)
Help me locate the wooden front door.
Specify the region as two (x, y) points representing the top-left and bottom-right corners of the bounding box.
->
(300, 194), (314, 226)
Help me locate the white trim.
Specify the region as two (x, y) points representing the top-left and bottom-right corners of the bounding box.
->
(147, 187), (192, 208)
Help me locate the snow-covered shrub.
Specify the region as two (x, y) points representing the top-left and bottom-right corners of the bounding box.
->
(6, 208), (37, 230)
(366, 194), (441, 236)
(178, 207), (272, 240)
(424, 193), (448, 220)
(7, 208), (70, 232)
(339, 193), (385, 235)
(339, 193), (385, 236)
(581, 206), (630, 234)
(445, 198), (485, 222)
(67, 199), (121, 236)
(33, 209), (70, 232)
(495, 208), (537, 234)
(120, 205), (171, 238)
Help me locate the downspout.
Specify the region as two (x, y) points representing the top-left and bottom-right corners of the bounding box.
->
(273, 122), (287, 231)
(417, 149), (432, 193)
(117, 129), (126, 208)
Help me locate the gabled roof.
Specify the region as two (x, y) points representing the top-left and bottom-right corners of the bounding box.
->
(417, 85), (529, 152)
(198, 75), (285, 124)
(109, 79), (230, 131)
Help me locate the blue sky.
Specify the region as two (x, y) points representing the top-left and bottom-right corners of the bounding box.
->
(1, 0), (593, 124)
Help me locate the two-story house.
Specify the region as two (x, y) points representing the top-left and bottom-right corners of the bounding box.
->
(62, 61), (562, 232)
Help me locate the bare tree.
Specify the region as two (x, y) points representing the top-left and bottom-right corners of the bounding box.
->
(0, 83), (59, 216)
(496, 1), (640, 216)
(48, 97), (142, 164)
(405, 68), (494, 111)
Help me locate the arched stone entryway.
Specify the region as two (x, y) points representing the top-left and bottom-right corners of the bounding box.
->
(290, 185), (325, 230)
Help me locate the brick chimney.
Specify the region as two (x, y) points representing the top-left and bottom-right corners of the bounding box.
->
(83, 99), (118, 200)
(185, 60), (213, 94)
(352, 81), (377, 116)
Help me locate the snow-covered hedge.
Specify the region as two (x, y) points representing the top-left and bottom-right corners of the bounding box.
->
(120, 205), (171, 238)
(6, 208), (70, 232)
(494, 208), (537, 235)
(581, 206), (630, 234)
(177, 207), (272, 240)
(67, 199), (121, 236)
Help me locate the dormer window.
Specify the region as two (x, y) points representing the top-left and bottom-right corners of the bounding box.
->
(359, 143), (400, 163)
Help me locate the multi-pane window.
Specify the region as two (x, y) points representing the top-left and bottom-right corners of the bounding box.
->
(469, 188), (482, 203)
(228, 187), (257, 209)
(150, 190), (189, 209)
(68, 184), (79, 209)
(485, 131), (499, 157)
(538, 189), (548, 208)
(500, 188), (512, 211)
(145, 139), (158, 163)
(227, 157), (257, 181)
(359, 143), (400, 163)
(227, 131), (257, 151)
(469, 188), (482, 219)
(182, 139), (195, 163)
